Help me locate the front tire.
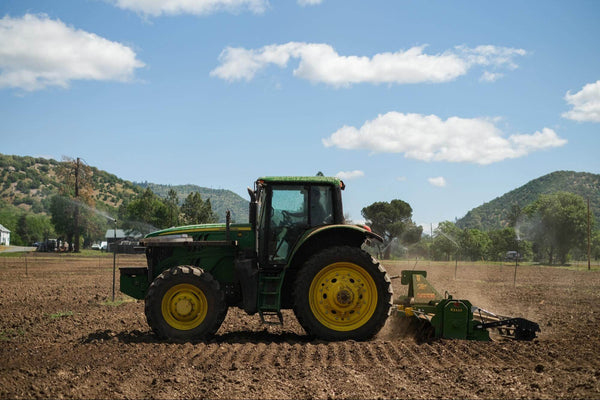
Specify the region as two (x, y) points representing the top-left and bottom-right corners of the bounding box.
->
(293, 246), (393, 341)
(145, 266), (227, 341)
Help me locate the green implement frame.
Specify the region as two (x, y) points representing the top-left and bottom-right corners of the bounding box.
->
(395, 270), (540, 341)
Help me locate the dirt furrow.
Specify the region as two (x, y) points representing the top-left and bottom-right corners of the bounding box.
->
(2, 256), (600, 399)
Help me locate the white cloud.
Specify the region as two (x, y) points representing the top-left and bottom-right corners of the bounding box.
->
(456, 45), (526, 70)
(110, 0), (268, 16)
(298, 0), (322, 5)
(396, 176), (407, 182)
(322, 112), (567, 165)
(428, 176), (447, 187)
(210, 42), (526, 86)
(480, 71), (503, 82)
(562, 80), (600, 122)
(510, 128), (568, 151)
(0, 14), (144, 91)
(335, 170), (364, 180)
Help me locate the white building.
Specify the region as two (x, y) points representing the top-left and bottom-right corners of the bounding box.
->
(0, 224), (10, 246)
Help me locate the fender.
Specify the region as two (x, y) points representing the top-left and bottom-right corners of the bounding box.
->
(287, 224), (383, 267)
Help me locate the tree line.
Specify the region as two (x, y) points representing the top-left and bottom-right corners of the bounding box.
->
(362, 192), (599, 265)
(12, 188), (218, 250)
(120, 188), (217, 233)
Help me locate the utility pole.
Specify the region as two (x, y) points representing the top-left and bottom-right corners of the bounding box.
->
(588, 198), (591, 271)
(73, 157), (80, 253)
(112, 219), (117, 302)
(75, 157), (79, 197)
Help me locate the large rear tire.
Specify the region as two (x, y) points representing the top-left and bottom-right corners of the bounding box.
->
(293, 246), (393, 341)
(145, 266), (227, 341)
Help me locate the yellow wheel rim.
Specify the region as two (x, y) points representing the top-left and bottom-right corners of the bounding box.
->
(309, 262), (378, 331)
(161, 284), (208, 331)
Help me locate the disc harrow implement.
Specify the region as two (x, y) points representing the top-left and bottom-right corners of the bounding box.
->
(394, 270), (540, 341)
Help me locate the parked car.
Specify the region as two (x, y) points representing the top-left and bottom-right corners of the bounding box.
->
(91, 243), (101, 250)
(100, 241), (107, 251)
(504, 251), (520, 262)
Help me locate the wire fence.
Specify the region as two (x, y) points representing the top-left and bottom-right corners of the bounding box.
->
(0, 252), (147, 273)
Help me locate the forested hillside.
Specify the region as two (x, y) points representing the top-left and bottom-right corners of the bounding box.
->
(456, 171), (600, 231)
(0, 154), (142, 215)
(135, 183), (248, 223)
(0, 154), (248, 222)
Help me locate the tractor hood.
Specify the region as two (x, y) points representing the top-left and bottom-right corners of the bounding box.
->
(144, 223), (252, 238)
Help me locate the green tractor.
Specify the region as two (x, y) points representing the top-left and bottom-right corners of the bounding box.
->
(120, 176), (393, 341)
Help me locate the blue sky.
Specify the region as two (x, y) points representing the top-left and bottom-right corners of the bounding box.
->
(1, 0), (599, 228)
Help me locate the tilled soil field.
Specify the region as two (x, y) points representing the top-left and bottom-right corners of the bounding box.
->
(1, 254), (599, 399)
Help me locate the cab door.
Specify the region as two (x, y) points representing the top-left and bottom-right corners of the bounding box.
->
(257, 184), (308, 267)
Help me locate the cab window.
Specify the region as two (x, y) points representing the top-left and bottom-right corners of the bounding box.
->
(269, 186), (308, 262)
(309, 186), (333, 226)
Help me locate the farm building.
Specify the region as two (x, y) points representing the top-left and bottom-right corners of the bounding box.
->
(0, 224), (10, 246)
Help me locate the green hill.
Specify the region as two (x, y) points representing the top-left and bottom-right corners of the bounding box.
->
(0, 153), (248, 228)
(456, 171), (600, 231)
(0, 154), (142, 215)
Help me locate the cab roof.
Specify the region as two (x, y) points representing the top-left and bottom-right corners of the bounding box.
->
(257, 176), (344, 188)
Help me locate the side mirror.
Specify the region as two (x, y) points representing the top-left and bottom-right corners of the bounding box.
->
(247, 187), (256, 202)
(247, 187), (257, 228)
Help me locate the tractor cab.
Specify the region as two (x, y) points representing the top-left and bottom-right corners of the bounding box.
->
(250, 177), (345, 268)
